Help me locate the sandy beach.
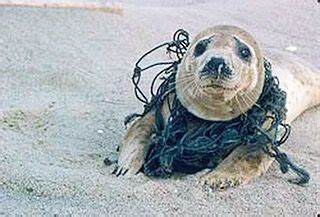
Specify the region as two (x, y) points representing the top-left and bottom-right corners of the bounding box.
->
(0, 0), (319, 215)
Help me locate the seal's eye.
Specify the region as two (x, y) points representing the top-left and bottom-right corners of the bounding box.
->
(239, 47), (251, 59)
(234, 37), (252, 61)
(194, 38), (211, 57)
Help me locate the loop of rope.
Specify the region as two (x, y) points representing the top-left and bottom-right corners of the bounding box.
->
(132, 29), (189, 107)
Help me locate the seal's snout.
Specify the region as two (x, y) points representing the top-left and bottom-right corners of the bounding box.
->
(200, 57), (233, 79)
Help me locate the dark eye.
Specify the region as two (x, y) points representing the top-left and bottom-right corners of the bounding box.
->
(193, 38), (211, 57)
(234, 37), (252, 61)
(239, 47), (251, 59)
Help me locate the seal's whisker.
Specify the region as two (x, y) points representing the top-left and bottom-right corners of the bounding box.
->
(238, 93), (253, 112)
(179, 78), (196, 89)
(235, 95), (248, 116)
(247, 87), (260, 96)
(246, 93), (261, 108)
(240, 90), (261, 109)
(175, 77), (194, 85)
(243, 94), (257, 107)
(174, 77), (194, 86)
(195, 82), (202, 97)
(165, 78), (194, 94)
(192, 81), (199, 97)
(192, 81), (201, 97)
(235, 95), (245, 115)
(177, 80), (196, 96)
(189, 82), (198, 97)
(180, 73), (194, 78)
(197, 84), (205, 98)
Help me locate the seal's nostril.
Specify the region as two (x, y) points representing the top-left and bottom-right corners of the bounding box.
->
(224, 67), (233, 76)
(207, 57), (225, 70)
(201, 57), (233, 78)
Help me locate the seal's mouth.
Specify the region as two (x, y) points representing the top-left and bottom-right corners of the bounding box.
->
(200, 79), (240, 91)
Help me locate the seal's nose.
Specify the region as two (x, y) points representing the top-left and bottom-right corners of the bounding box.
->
(201, 57), (233, 78)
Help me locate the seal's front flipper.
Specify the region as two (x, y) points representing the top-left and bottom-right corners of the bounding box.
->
(199, 146), (273, 190)
(114, 113), (155, 176)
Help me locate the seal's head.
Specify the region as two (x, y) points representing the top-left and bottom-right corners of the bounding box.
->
(176, 25), (265, 121)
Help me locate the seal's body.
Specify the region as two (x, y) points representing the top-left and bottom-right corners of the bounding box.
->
(115, 26), (320, 189)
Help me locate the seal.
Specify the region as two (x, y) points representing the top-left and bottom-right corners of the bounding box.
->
(176, 26), (265, 121)
(114, 25), (320, 189)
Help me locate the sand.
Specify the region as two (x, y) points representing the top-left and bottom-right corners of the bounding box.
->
(0, 0), (319, 216)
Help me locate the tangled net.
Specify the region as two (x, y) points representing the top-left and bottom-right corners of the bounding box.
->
(127, 29), (309, 185)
